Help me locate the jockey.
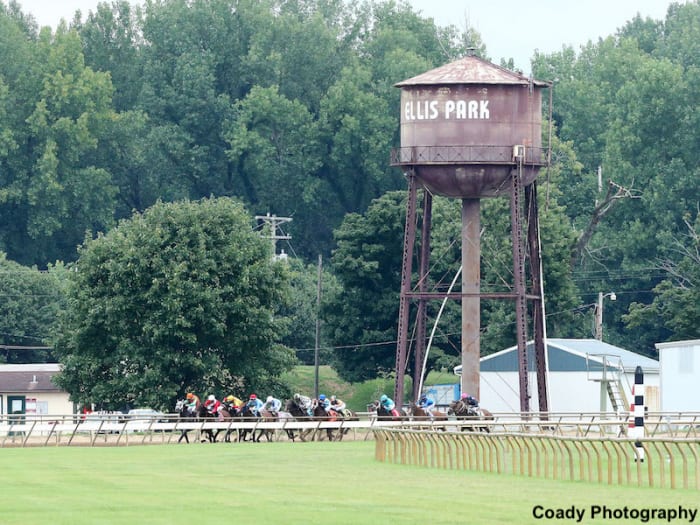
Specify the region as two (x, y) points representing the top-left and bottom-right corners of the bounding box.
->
(223, 394), (243, 410)
(379, 394), (398, 417)
(417, 393), (436, 417)
(204, 394), (221, 417)
(318, 394), (331, 412)
(185, 392), (200, 412)
(246, 394), (264, 416)
(262, 395), (282, 414)
(461, 393), (479, 407)
(293, 393), (313, 417)
(329, 395), (348, 417)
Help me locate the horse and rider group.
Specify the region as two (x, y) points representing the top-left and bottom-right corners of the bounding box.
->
(175, 390), (491, 443)
(372, 392), (492, 432)
(180, 391), (354, 421)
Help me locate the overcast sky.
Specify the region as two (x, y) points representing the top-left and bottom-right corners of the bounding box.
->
(15, 0), (680, 73)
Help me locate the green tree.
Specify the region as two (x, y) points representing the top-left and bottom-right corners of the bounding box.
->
(223, 85), (325, 255)
(624, 213), (700, 343)
(0, 21), (118, 266)
(53, 198), (295, 411)
(0, 253), (66, 363)
(76, 0), (144, 111)
(277, 257), (340, 365)
(325, 191), (406, 382)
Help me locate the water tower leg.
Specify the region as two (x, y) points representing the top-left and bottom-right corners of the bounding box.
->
(461, 198), (480, 399)
(413, 192), (432, 401)
(526, 182), (549, 414)
(511, 170), (530, 413)
(395, 172), (418, 406)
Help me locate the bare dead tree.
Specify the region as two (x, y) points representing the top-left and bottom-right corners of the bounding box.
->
(571, 180), (642, 268)
(657, 212), (700, 288)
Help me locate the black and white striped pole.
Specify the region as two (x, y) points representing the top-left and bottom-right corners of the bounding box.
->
(628, 365), (645, 461)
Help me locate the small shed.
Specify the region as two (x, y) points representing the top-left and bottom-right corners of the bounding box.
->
(656, 339), (700, 412)
(0, 363), (73, 416)
(454, 339), (659, 413)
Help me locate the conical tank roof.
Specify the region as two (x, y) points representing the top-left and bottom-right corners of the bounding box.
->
(395, 54), (549, 87)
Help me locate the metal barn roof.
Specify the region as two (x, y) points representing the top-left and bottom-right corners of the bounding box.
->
(454, 339), (658, 375)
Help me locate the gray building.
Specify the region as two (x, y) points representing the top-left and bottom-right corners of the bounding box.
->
(454, 339), (659, 413)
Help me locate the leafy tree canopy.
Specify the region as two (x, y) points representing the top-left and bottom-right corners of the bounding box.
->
(53, 197), (295, 410)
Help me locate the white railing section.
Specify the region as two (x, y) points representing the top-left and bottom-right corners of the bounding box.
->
(2, 411), (699, 447)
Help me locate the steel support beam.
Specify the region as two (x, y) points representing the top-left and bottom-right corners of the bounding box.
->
(394, 172), (418, 407)
(511, 166), (530, 412)
(413, 191), (432, 401)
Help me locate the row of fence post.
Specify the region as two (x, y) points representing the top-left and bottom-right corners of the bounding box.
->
(374, 428), (700, 490)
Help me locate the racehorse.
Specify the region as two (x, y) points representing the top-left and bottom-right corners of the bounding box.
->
(370, 400), (408, 421)
(447, 399), (494, 432)
(334, 407), (359, 438)
(195, 402), (220, 442)
(174, 399), (217, 443)
(262, 409), (297, 442)
(237, 404), (262, 443)
(175, 399), (193, 443)
(408, 402), (449, 430)
(311, 400), (339, 441)
(219, 404), (241, 442)
(285, 398), (314, 442)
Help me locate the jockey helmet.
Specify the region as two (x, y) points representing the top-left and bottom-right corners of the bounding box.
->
(207, 395), (215, 401)
(249, 394), (257, 400)
(330, 395), (336, 401)
(380, 394), (388, 402)
(460, 393), (469, 400)
(186, 393), (194, 400)
(419, 394), (427, 402)
(224, 395), (234, 402)
(266, 396), (273, 403)
(319, 394), (326, 401)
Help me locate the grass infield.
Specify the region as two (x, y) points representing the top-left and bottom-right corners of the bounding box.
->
(1, 440), (696, 524)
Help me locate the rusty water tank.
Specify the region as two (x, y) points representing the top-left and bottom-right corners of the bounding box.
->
(391, 55), (549, 198)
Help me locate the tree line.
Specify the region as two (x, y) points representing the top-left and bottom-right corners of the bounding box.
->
(0, 0), (697, 409)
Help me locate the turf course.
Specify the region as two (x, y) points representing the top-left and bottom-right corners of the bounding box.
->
(1, 441), (696, 524)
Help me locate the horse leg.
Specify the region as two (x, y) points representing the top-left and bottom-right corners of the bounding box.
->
(178, 430), (189, 444)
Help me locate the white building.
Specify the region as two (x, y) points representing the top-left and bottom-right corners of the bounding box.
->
(454, 339), (659, 414)
(656, 339), (700, 412)
(0, 363), (73, 416)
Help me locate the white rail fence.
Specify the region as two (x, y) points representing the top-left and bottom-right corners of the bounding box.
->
(2, 411), (699, 447)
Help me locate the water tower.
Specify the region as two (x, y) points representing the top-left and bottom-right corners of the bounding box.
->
(391, 54), (550, 412)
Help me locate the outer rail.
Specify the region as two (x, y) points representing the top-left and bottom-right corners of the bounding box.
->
(374, 428), (700, 490)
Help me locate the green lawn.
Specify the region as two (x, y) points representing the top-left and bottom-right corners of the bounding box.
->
(1, 441), (697, 524)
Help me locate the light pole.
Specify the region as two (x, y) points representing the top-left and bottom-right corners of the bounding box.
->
(594, 292), (616, 341)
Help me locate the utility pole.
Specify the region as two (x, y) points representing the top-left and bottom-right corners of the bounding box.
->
(594, 291), (616, 341)
(314, 254), (322, 399)
(255, 213), (292, 260)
